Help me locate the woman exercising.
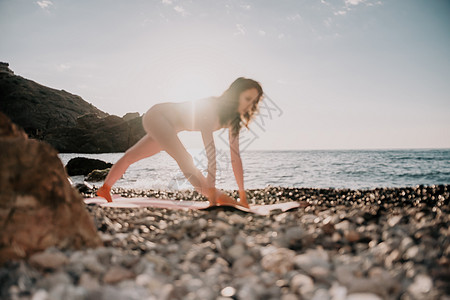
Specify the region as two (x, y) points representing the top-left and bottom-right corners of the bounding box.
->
(97, 77), (263, 208)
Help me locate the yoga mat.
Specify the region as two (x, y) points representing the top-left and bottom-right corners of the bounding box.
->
(84, 196), (305, 216)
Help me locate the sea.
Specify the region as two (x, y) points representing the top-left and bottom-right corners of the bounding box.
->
(59, 149), (450, 191)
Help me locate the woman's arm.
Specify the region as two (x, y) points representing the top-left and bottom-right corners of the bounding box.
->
(201, 129), (216, 191)
(229, 129), (249, 206)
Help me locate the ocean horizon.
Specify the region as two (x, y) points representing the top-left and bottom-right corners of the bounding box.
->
(59, 148), (450, 191)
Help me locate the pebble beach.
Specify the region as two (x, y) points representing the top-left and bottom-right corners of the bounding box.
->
(1, 185), (449, 300)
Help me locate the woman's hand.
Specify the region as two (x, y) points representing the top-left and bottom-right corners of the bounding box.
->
(206, 186), (217, 206)
(238, 190), (250, 208)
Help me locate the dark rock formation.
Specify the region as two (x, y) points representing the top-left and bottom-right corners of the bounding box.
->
(65, 157), (113, 176)
(0, 62), (146, 153)
(0, 62), (108, 138)
(86, 169), (110, 182)
(0, 113), (102, 264)
(45, 113), (146, 153)
(0, 106), (27, 139)
(122, 112), (140, 122)
(0, 62), (14, 76)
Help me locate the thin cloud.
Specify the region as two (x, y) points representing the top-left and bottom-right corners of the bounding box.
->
(331, 0), (382, 17)
(334, 10), (347, 16)
(287, 13), (301, 22)
(36, 0), (53, 9)
(240, 4), (251, 10)
(367, 1), (383, 6)
(174, 5), (188, 16)
(159, 12), (169, 22)
(57, 63), (71, 72)
(258, 30), (266, 37)
(162, 0), (172, 5)
(345, 0), (365, 5)
(234, 24), (246, 36)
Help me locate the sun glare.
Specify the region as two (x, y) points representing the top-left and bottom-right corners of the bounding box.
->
(152, 42), (232, 103)
(163, 69), (218, 102)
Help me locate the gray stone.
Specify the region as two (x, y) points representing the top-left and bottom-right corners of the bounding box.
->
(227, 244), (246, 261)
(78, 272), (100, 290)
(79, 254), (107, 274)
(407, 274), (433, 298)
(48, 284), (87, 300)
(103, 266), (135, 284)
(36, 272), (72, 290)
(221, 286), (236, 297)
(347, 293), (382, 300)
(31, 289), (49, 300)
(261, 248), (296, 275)
(281, 294), (298, 300)
(293, 248), (330, 275)
(29, 251), (68, 270)
(290, 273), (315, 296)
(311, 288), (331, 300)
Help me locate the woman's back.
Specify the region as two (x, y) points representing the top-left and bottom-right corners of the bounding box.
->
(166, 97), (223, 133)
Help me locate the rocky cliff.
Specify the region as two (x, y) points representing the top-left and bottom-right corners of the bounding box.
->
(0, 62), (145, 153)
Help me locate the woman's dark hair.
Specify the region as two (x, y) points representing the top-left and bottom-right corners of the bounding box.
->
(215, 77), (263, 137)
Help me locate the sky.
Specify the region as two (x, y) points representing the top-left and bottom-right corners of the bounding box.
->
(1, 0), (449, 150)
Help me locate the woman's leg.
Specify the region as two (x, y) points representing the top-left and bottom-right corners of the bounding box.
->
(105, 134), (162, 186)
(97, 134), (162, 202)
(143, 112), (211, 198)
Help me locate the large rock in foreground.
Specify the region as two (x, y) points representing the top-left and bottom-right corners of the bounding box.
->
(0, 113), (102, 264)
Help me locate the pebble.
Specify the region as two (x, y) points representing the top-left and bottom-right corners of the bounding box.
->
(335, 220), (351, 231)
(261, 248), (296, 274)
(36, 272), (72, 290)
(407, 274), (433, 297)
(281, 294), (298, 300)
(0, 185), (447, 299)
(387, 215), (402, 227)
(345, 231), (360, 243)
(103, 266), (135, 284)
(78, 272), (100, 290)
(48, 284), (86, 300)
(290, 273), (314, 296)
(227, 244), (246, 261)
(29, 251), (68, 269)
(31, 289), (48, 300)
(346, 293), (382, 300)
(229, 214), (246, 225)
(322, 222), (335, 235)
(283, 226), (306, 248)
(220, 286), (236, 297)
(294, 248), (330, 275)
(311, 288), (331, 300)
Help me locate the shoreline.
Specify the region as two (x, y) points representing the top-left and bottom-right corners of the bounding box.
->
(2, 185), (449, 299)
(59, 148), (450, 192)
(83, 184), (450, 205)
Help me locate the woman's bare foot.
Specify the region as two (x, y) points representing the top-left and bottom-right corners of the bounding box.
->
(97, 184), (113, 202)
(205, 187), (218, 206)
(216, 191), (250, 209)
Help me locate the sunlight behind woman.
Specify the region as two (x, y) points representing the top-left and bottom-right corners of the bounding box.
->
(162, 66), (221, 102)
(157, 68), (223, 150)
